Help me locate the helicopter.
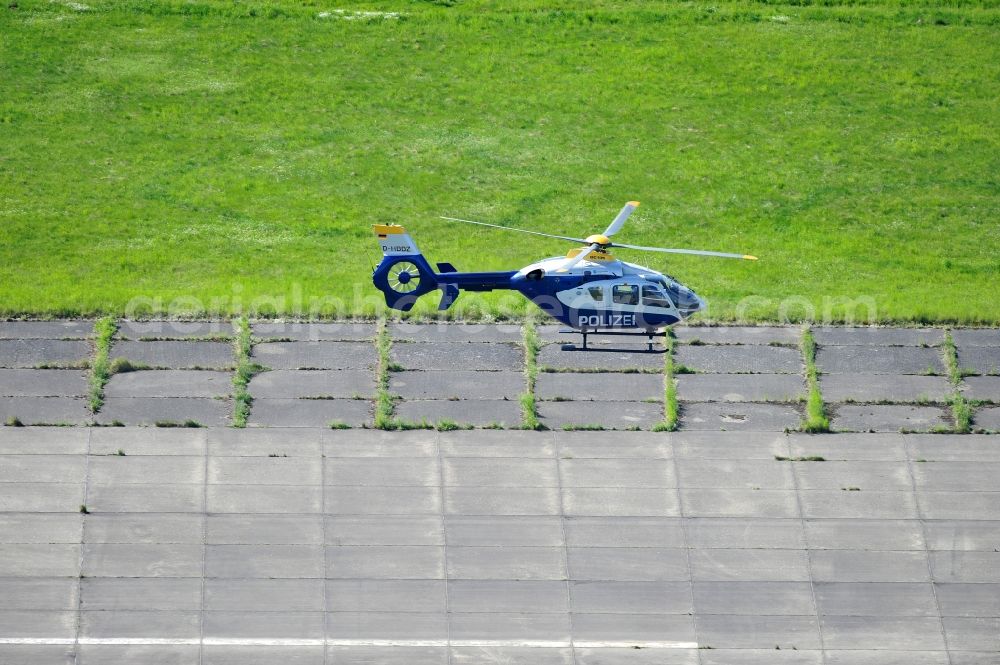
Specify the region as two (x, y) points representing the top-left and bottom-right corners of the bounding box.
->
(371, 202), (757, 345)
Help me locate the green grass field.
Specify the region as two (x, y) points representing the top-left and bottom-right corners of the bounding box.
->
(2, 0), (998, 322)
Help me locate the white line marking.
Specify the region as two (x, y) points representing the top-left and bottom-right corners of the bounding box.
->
(0, 637), (699, 649)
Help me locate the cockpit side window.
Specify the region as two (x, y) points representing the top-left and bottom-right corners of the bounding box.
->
(588, 286), (604, 302)
(642, 285), (672, 309)
(612, 284), (639, 306)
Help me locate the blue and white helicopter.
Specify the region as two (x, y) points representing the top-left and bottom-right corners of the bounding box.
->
(372, 202), (756, 346)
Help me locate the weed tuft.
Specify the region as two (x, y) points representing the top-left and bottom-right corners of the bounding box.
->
(4, 416), (24, 427)
(519, 318), (545, 430)
(374, 320), (398, 430)
(88, 316), (117, 413)
(652, 329), (679, 432)
(800, 327), (830, 433)
(329, 421), (352, 430)
(436, 419), (473, 432)
(232, 317), (263, 428)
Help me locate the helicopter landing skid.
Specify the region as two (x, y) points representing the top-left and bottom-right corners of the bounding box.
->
(559, 328), (667, 353)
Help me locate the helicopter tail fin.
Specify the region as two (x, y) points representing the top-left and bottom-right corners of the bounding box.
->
(371, 224), (439, 312)
(373, 224), (422, 258)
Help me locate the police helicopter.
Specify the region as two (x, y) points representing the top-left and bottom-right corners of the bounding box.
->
(371, 202), (757, 348)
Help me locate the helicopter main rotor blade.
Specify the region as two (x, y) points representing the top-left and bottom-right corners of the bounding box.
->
(613, 242), (758, 260)
(556, 243), (601, 273)
(439, 217), (587, 244)
(602, 201), (640, 238)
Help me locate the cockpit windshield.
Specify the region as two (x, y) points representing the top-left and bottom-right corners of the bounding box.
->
(641, 285), (671, 309)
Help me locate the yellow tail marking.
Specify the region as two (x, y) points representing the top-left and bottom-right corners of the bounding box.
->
(373, 224), (407, 236)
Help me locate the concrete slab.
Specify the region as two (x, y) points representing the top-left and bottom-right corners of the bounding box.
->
(110, 340), (234, 369)
(251, 341), (375, 370)
(695, 614), (821, 649)
(90, 427), (207, 456)
(799, 489), (917, 519)
(208, 484), (321, 514)
(326, 486), (441, 515)
(563, 487), (679, 517)
(444, 458), (557, 487)
(561, 458), (674, 488)
(974, 406), (1000, 431)
(820, 616), (946, 651)
(563, 517), (683, 548)
(446, 516), (562, 547)
(390, 322), (523, 343)
(248, 369), (374, 399)
(568, 547), (687, 581)
(793, 460), (912, 490)
(832, 404), (949, 432)
(0, 514), (82, 543)
(82, 543), (203, 577)
(0, 426), (90, 454)
(693, 581), (814, 615)
(536, 372), (663, 401)
(816, 582), (942, 617)
(675, 344), (802, 374)
(963, 376), (1000, 402)
(686, 517), (804, 550)
(689, 549), (810, 581)
(816, 346), (945, 375)
(679, 402), (801, 431)
(0, 482), (85, 511)
(0, 396), (90, 424)
(328, 545), (444, 579)
(936, 583), (1000, 617)
(84, 514), (204, 544)
(393, 342), (523, 371)
(956, 346), (1000, 374)
(814, 327), (943, 346)
(117, 320), (235, 340)
(390, 370), (523, 400)
(394, 399), (521, 427)
(248, 398), (370, 427)
(251, 321), (375, 341)
(674, 325), (801, 345)
(0, 369), (88, 396)
(95, 397), (230, 427)
(104, 369), (231, 398)
(810, 550), (930, 582)
(951, 329), (1000, 347)
(0, 320), (94, 339)
(676, 459), (794, 489)
(536, 345), (663, 371)
(0, 339), (91, 368)
(821, 374), (952, 403)
(445, 486), (559, 515)
(87, 484), (204, 513)
(788, 432), (907, 461)
(923, 521), (1000, 551)
(210, 456), (320, 486)
(82, 578), (202, 611)
(904, 434), (1000, 461)
(943, 617), (1000, 651)
(206, 544), (324, 578)
(681, 489), (800, 518)
(929, 551), (1000, 583)
(537, 400), (663, 430)
(677, 374), (804, 402)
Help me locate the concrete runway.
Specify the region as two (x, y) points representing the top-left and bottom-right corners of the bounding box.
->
(1, 427), (998, 664)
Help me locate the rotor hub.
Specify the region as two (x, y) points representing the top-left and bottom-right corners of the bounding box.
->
(585, 234), (611, 246)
